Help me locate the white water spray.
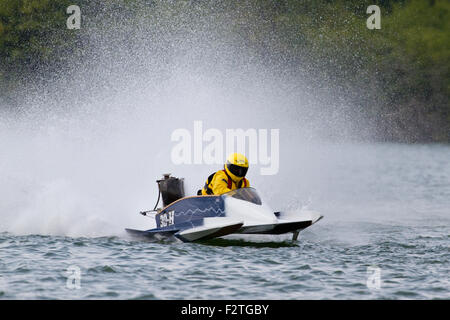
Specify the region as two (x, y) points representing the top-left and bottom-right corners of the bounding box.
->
(0, 2), (361, 237)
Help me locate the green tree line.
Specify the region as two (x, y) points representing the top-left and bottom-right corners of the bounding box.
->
(0, 0), (448, 142)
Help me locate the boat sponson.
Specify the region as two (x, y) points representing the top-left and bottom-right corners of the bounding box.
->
(240, 220), (313, 234)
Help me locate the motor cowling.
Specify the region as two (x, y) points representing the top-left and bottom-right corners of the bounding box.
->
(157, 174), (185, 207)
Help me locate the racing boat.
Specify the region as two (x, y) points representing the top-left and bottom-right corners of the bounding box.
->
(125, 174), (323, 242)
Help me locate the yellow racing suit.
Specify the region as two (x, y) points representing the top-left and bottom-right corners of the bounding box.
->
(200, 170), (250, 195)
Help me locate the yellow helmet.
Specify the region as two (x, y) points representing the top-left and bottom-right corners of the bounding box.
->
(224, 153), (249, 181)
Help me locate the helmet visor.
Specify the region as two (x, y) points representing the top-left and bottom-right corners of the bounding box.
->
(227, 163), (248, 178)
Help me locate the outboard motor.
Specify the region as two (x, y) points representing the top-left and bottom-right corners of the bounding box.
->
(157, 174), (185, 207)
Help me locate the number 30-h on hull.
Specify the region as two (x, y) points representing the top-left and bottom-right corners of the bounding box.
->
(125, 174), (323, 242)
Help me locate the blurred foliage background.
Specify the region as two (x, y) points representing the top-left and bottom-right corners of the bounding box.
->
(0, 0), (448, 142)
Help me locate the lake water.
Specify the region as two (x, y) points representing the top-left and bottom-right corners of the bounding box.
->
(0, 143), (448, 299)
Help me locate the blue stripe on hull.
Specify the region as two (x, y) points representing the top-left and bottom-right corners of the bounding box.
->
(155, 196), (225, 230)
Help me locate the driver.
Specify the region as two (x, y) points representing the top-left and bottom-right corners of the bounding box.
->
(198, 153), (250, 195)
